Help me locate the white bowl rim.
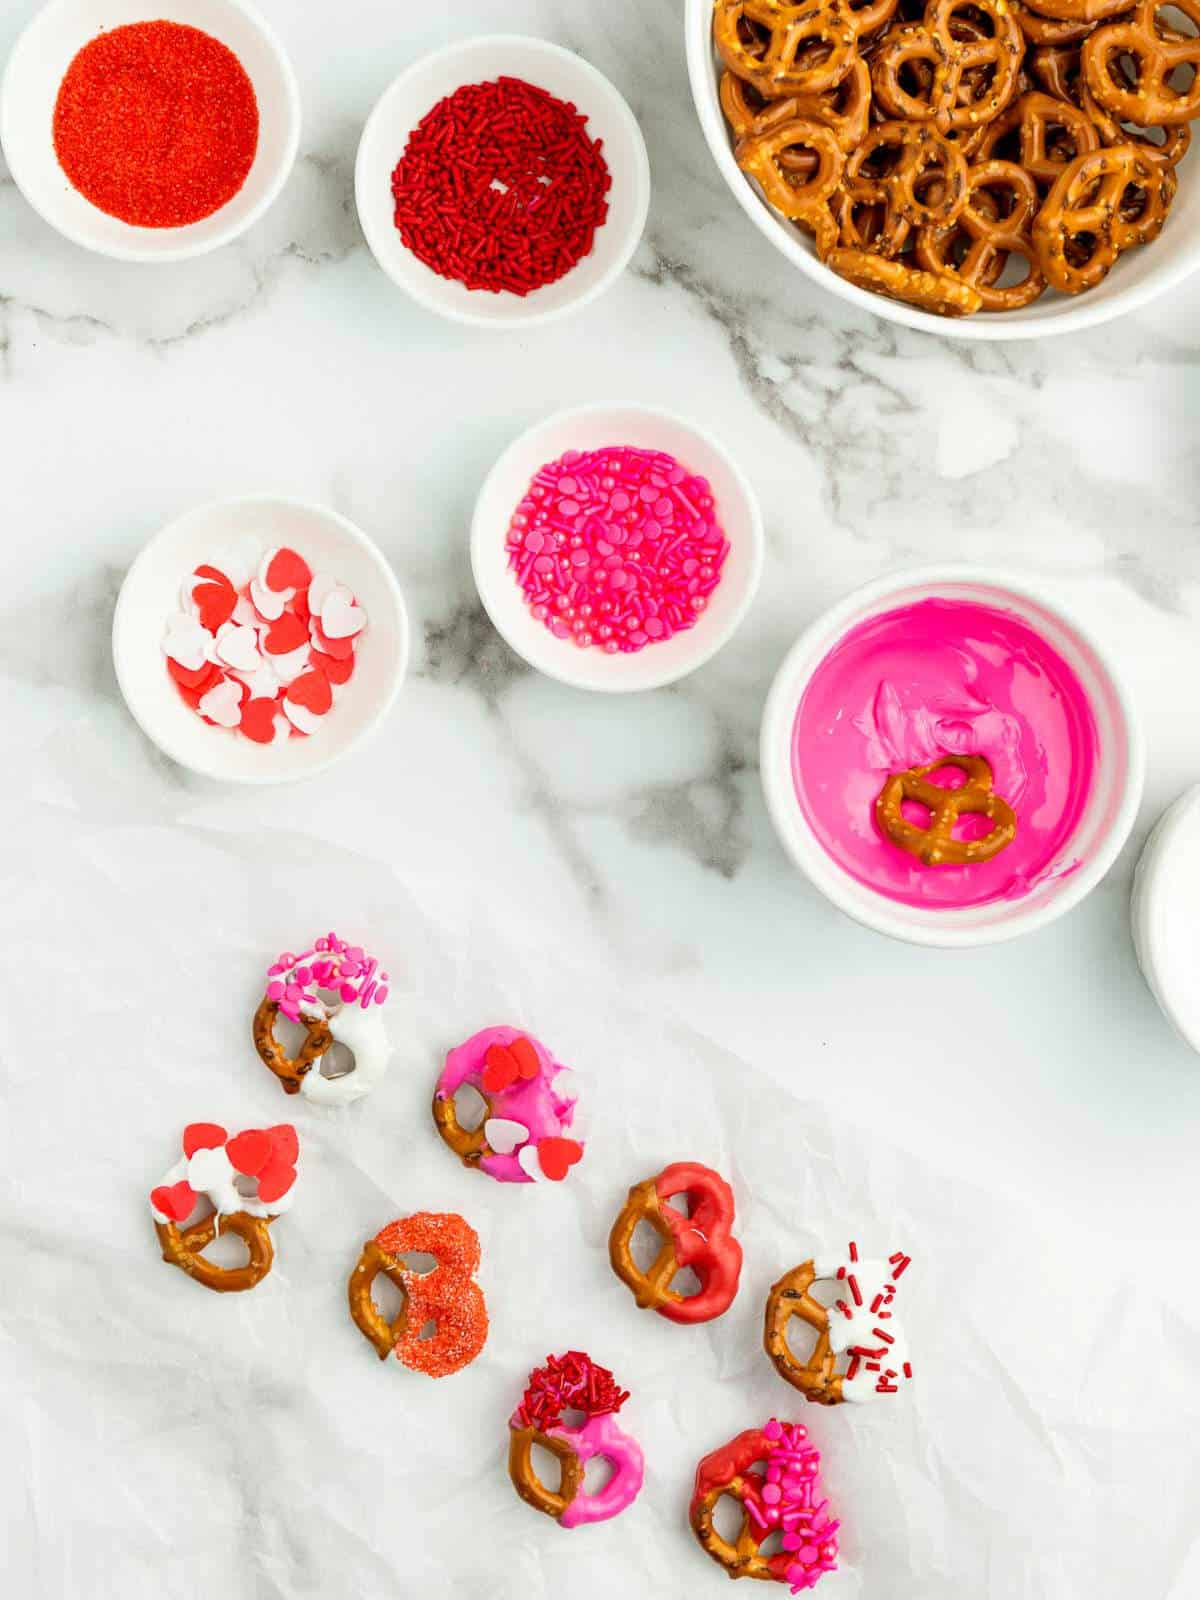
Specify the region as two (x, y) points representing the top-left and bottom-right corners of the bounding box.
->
(354, 31), (651, 330)
(470, 400), (765, 692)
(760, 562), (1147, 946)
(111, 492), (411, 785)
(1130, 784), (1200, 1055)
(1, 0), (302, 264)
(683, 0), (1200, 342)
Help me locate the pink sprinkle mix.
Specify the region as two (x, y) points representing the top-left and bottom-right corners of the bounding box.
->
(505, 445), (729, 654)
(742, 1420), (840, 1594)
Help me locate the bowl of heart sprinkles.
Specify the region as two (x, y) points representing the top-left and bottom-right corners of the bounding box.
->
(113, 496), (409, 783)
(355, 35), (651, 328)
(471, 403), (764, 691)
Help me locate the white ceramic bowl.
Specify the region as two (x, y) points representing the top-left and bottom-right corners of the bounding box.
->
(113, 496), (410, 783)
(471, 403), (764, 692)
(1, 0), (300, 262)
(355, 34), (651, 329)
(1131, 785), (1200, 1055)
(760, 566), (1145, 946)
(684, 0), (1200, 340)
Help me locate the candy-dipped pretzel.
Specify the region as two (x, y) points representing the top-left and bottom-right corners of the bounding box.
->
(252, 996), (333, 1095)
(764, 1261), (846, 1404)
(609, 1162), (743, 1324)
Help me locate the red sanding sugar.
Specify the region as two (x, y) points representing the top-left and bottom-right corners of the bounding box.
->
(391, 76), (611, 296)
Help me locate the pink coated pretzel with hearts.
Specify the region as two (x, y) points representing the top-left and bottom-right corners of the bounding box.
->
(432, 1026), (584, 1184)
(162, 542), (367, 744)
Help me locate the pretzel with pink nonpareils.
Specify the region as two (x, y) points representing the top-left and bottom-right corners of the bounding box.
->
(150, 1122), (299, 1293)
(253, 931), (391, 1105)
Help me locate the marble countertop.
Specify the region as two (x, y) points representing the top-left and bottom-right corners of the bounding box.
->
(4, 2), (1200, 1597)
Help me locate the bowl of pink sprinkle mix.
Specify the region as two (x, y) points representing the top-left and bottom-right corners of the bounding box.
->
(355, 35), (650, 328)
(472, 405), (764, 691)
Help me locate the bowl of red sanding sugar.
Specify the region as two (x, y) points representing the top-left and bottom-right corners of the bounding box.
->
(1, 0), (300, 263)
(355, 35), (651, 329)
(471, 404), (764, 692)
(113, 496), (410, 784)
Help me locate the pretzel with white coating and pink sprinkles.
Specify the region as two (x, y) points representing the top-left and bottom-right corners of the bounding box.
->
(252, 931), (391, 1106)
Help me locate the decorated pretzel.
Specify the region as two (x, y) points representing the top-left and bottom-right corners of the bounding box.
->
(150, 1122), (298, 1293)
(690, 1420), (840, 1589)
(825, 246), (985, 313)
(875, 752), (1017, 863)
(1032, 143), (1172, 291)
(508, 1352), (644, 1529)
(432, 1026), (583, 1184)
(764, 1242), (914, 1404)
(714, 0), (860, 97)
(871, 0), (1024, 133)
(1083, 0), (1200, 126)
(348, 1212), (488, 1377)
(917, 158), (1047, 308)
(252, 931), (391, 1104)
(609, 1161), (744, 1324)
(844, 120), (970, 254)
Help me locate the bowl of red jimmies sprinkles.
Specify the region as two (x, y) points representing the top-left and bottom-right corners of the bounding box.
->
(471, 405), (764, 691)
(355, 35), (651, 328)
(0, 0), (300, 262)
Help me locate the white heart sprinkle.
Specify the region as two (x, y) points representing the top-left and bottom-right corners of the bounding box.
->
(214, 621), (262, 673)
(232, 593), (259, 626)
(484, 1118), (529, 1155)
(282, 698), (323, 736)
(307, 571), (338, 615)
(198, 678), (245, 729)
(271, 644), (312, 685)
(321, 588), (366, 640)
(162, 612), (212, 671)
(231, 661), (280, 700)
(518, 1144), (546, 1182)
(249, 578), (286, 621)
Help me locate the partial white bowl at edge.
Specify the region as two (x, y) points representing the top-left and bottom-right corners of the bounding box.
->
(684, 0), (1200, 340)
(355, 34), (651, 328)
(112, 496), (410, 784)
(760, 566), (1146, 947)
(1, 0), (300, 262)
(471, 404), (764, 692)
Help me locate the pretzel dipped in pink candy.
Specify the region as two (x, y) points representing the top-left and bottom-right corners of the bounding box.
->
(508, 1352), (644, 1529)
(253, 932), (391, 1106)
(150, 1122), (299, 1293)
(432, 1026), (583, 1184)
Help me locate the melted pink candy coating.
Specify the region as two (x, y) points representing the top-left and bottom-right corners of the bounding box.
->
(791, 598), (1100, 909)
(547, 1413), (645, 1529)
(436, 1025), (579, 1184)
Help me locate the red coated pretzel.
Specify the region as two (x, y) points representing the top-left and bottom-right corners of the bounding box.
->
(347, 1212), (488, 1377)
(608, 1161), (743, 1324)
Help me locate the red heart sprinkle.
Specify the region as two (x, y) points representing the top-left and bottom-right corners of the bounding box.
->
(323, 652), (355, 686)
(257, 1156), (296, 1204)
(168, 657), (220, 690)
(268, 1125), (299, 1164)
(292, 587), (310, 624)
(265, 547), (312, 593)
(482, 1043), (520, 1094)
(239, 697), (282, 744)
(310, 622), (355, 661)
(151, 1180), (197, 1222)
(194, 564), (233, 586)
(536, 1137), (583, 1182)
(182, 1122), (227, 1157)
(226, 1129), (272, 1176)
(263, 612), (309, 656)
(193, 582), (237, 633)
(286, 668), (332, 716)
(510, 1036), (540, 1080)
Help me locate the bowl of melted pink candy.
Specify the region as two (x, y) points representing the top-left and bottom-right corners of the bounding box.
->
(472, 404), (764, 692)
(113, 495), (409, 783)
(761, 567), (1145, 947)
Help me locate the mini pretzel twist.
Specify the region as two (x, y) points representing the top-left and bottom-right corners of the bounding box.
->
(872, 0), (1025, 133)
(917, 157), (1047, 307)
(690, 1428), (794, 1581)
(1032, 142), (1171, 291)
(1027, 45), (1192, 166)
(763, 1261), (846, 1404)
(1023, 0), (1144, 23)
(875, 753), (1017, 863)
(1011, 0), (1098, 47)
(976, 89), (1101, 185)
(609, 1163), (743, 1324)
(348, 1214), (487, 1377)
(252, 997), (333, 1095)
(1083, 0), (1200, 126)
(735, 117), (846, 251)
(155, 1211), (275, 1294)
(714, 0), (860, 97)
(508, 1427), (584, 1520)
(844, 120), (971, 254)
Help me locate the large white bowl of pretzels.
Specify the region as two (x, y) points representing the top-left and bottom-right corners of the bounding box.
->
(686, 0), (1200, 336)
